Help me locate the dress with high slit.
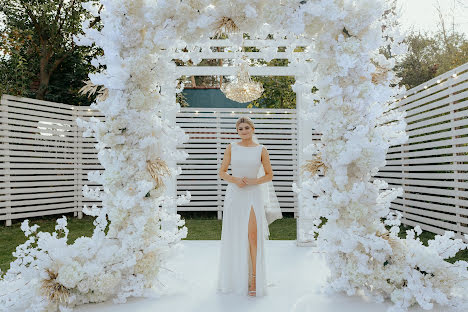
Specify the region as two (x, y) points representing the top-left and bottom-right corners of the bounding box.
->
(216, 141), (269, 296)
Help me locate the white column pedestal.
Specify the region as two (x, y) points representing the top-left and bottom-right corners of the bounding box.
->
(294, 83), (317, 247)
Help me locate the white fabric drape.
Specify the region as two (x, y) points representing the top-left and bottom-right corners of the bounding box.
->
(252, 134), (283, 239)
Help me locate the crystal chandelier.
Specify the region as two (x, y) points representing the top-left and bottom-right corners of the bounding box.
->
(221, 56), (264, 103)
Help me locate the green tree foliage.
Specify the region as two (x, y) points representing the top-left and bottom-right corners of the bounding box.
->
(395, 30), (468, 90)
(249, 76), (296, 109)
(0, 0), (102, 105)
(0, 29), (34, 97)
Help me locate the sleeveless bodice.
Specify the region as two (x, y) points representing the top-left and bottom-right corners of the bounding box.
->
(231, 141), (263, 180)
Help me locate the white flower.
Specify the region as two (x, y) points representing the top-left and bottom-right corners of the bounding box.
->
(57, 262), (84, 289)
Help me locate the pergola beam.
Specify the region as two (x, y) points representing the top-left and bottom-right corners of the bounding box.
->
(173, 38), (312, 48)
(175, 65), (298, 76)
(172, 51), (311, 60)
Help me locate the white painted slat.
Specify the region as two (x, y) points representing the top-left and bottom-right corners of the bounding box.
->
(406, 91), (468, 123)
(1, 98), (74, 116)
(0, 175), (75, 182)
(0, 198), (74, 208)
(386, 146), (468, 158)
(1, 136), (77, 148)
(398, 74), (468, 110)
(3, 150), (76, 158)
(373, 177), (468, 189)
(398, 63), (468, 105)
(179, 127), (297, 133)
(398, 118), (468, 139)
(0, 208), (77, 221)
(394, 210), (462, 233)
(0, 156), (76, 164)
(400, 185), (468, 198)
(178, 38), (311, 47)
(406, 109), (467, 131)
(404, 127), (468, 145)
(377, 171), (462, 179)
(402, 79), (468, 113)
(395, 192), (468, 209)
(386, 154), (468, 165)
(2, 105), (74, 121)
(0, 124), (75, 138)
(180, 136), (298, 142)
(391, 136), (468, 152)
(0, 163), (76, 169)
(392, 197), (459, 215)
(0, 185), (75, 195)
(0, 117), (77, 131)
(2, 94), (75, 110)
(381, 164), (468, 171)
(176, 66), (298, 76)
(177, 117), (298, 124)
(397, 205), (468, 224)
(177, 159), (296, 166)
(173, 51), (300, 59)
(0, 190), (76, 201)
(0, 131), (76, 142)
(179, 144), (298, 151)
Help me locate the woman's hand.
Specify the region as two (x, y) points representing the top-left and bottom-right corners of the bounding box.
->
(242, 177), (257, 185)
(234, 177), (247, 188)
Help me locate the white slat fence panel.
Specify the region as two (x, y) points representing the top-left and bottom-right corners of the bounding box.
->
(374, 62), (468, 241)
(175, 108), (298, 219)
(0, 97), (300, 225)
(2, 59), (467, 239)
(76, 109), (104, 213)
(0, 95), (78, 224)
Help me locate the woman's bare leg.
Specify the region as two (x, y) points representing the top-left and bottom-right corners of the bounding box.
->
(248, 205), (257, 294)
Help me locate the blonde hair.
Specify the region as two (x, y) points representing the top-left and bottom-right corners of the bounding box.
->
(235, 116), (255, 131)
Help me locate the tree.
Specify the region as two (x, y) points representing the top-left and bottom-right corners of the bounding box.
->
(394, 30), (468, 90)
(249, 58), (296, 109)
(394, 32), (440, 89)
(0, 28), (34, 97)
(394, 1), (468, 90)
(0, 0), (102, 101)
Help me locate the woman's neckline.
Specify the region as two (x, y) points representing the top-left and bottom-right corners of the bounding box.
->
(236, 142), (261, 148)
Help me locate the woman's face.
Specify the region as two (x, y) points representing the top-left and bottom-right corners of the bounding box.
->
(237, 122), (254, 139)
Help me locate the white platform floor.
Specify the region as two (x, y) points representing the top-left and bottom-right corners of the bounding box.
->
(76, 240), (452, 312)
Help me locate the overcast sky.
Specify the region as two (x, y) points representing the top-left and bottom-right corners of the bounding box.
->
(399, 0), (468, 35)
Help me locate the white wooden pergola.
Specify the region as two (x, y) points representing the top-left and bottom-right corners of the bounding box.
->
(163, 38), (316, 245)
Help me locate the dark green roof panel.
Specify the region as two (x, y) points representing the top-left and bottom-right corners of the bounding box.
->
(182, 88), (250, 108)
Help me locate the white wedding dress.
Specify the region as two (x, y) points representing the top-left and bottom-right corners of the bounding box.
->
(216, 141), (270, 297)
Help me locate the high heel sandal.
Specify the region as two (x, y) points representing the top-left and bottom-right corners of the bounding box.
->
(248, 273), (256, 297)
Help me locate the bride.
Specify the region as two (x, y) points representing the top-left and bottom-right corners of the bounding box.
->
(216, 116), (282, 297)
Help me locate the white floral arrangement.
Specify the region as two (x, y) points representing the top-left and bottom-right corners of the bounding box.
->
(1, 1), (466, 312)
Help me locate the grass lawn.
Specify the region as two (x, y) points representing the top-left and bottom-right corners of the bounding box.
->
(1, 213), (466, 273)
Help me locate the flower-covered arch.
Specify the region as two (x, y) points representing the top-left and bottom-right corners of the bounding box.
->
(1, 1), (467, 312)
